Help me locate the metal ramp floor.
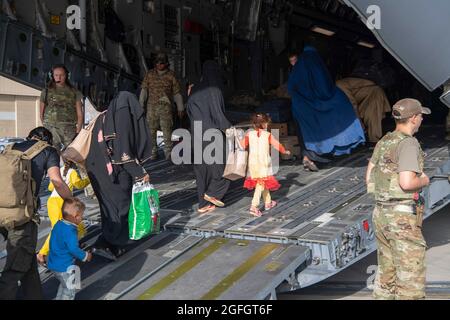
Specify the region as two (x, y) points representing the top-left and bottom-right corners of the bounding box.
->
(37, 232), (309, 300)
(163, 139), (449, 243)
(120, 237), (310, 300)
(40, 231), (202, 300)
(2, 127), (448, 299)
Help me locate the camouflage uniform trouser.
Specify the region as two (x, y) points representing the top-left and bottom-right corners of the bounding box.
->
(43, 121), (77, 151)
(372, 204), (426, 300)
(147, 102), (173, 156)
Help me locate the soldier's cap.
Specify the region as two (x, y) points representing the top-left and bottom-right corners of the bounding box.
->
(155, 53), (169, 64)
(392, 98), (431, 120)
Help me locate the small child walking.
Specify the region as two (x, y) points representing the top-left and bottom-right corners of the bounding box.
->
(48, 197), (92, 300)
(242, 113), (290, 216)
(37, 159), (90, 265)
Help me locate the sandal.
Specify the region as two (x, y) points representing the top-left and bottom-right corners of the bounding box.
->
(110, 246), (126, 258)
(92, 247), (117, 261)
(249, 206), (262, 217)
(204, 194), (225, 207)
(264, 200), (277, 211)
(198, 204), (216, 214)
(303, 159), (319, 172)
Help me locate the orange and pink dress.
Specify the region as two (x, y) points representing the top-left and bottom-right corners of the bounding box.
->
(242, 129), (286, 191)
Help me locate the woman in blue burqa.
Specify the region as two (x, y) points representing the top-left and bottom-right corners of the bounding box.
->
(288, 46), (365, 170)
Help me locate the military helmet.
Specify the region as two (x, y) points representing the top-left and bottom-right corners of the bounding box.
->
(155, 52), (169, 64)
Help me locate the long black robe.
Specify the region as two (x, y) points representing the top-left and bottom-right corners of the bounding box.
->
(86, 91), (152, 248)
(186, 61), (232, 208)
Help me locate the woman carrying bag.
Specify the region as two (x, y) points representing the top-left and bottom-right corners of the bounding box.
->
(186, 61), (232, 214)
(84, 92), (153, 258)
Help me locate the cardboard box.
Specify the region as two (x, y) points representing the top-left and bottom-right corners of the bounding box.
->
(280, 136), (299, 145)
(270, 122), (288, 137)
(235, 121), (253, 129)
(234, 122), (289, 138)
(234, 122), (288, 137)
(280, 136), (301, 160)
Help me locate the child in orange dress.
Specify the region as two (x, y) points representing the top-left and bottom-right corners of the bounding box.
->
(241, 113), (290, 216)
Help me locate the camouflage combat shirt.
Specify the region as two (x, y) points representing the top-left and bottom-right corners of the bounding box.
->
(141, 69), (181, 107)
(368, 131), (425, 204)
(40, 86), (82, 124)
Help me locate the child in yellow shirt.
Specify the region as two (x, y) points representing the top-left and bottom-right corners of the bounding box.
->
(37, 160), (90, 265)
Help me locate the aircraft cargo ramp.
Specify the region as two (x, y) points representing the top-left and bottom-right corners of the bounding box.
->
(1, 130), (449, 300)
(1, 0), (450, 301)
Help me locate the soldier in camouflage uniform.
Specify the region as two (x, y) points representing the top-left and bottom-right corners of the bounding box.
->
(40, 65), (83, 151)
(139, 53), (184, 160)
(366, 98), (431, 300)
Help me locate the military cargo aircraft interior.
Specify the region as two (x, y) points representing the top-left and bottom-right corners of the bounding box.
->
(0, 0), (449, 301)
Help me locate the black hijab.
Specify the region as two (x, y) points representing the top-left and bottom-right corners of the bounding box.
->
(102, 91), (152, 170)
(186, 61), (231, 132)
(198, 60), (226, 94)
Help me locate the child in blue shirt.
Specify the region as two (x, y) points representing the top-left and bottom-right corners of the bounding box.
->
(48, 197), (92, 300)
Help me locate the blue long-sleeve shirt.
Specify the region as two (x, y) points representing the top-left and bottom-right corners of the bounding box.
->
(48, 220), (88, 273)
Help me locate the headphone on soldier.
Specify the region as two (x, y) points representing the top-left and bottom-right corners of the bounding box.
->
(48, 64), (71, 82)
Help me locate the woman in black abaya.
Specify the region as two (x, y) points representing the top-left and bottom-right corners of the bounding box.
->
(85, 91), (152, 258)
(186, 61), (232, 213)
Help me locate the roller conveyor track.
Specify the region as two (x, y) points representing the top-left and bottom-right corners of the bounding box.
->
(163, 138), (449, 244)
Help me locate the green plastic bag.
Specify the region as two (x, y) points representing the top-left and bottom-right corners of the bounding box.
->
(128, 182), (160, 240)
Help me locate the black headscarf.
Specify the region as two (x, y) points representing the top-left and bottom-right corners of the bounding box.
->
(186, 61), (231, 132)
(198, 60), (225, 94)
(102, 91), (152, 172)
